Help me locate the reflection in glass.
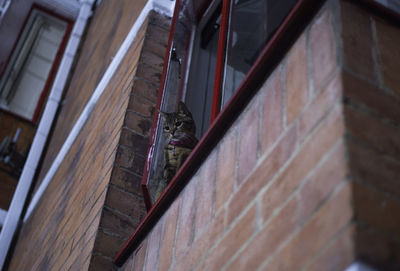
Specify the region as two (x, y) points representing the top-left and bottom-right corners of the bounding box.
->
(222, 0), (298, 107)
(147, 5), (196, 205)
(185, 5), (221, 138)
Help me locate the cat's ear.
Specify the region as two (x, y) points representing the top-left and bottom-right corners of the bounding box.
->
(177, 102), (191, 117)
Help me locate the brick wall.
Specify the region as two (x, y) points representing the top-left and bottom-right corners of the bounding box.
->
(35, 0), (148, 190)
(7, 7), (170, 271)
(90, 11), (170, 270)
(119, 1), (400, 271)
(341, 1), (400, 269)
(121, 1), (352, 270)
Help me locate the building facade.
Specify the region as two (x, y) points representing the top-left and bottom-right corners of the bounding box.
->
(1, 0), (400, 270)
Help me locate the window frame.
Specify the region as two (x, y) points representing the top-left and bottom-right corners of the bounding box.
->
(115, 0), (325, 265)
(0, 4), (72, 124)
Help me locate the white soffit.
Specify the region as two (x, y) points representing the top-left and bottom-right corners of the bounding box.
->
(345, 262), (379, 271)
(153, 0), (175, 17)
(36, 0), (80, 19)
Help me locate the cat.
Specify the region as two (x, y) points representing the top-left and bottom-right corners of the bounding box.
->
(155, 102), (198, 199)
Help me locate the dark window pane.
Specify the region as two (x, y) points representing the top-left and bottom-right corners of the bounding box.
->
(222, 0), (298, 107)
(186, 5), (221, 138)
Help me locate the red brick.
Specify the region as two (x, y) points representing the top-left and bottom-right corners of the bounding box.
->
(6, 3), (166, 271)
(208, 209), (226, 251)
(100, 208), (140, 237)
(148, 11), (171, 32)
(72, 204), (104, 252)
(262, 105), (344, 221)
(146, 24), (169, 47)
(158, 199), (179, 271)
(124, 111), (153, 137)
(116, 145), (146, 175)
(299, 72), (342, 142)
(310, 11), (337, 92)
(260, 68), (284, 153)
(139, 50), (165, 70)
(119, 128), (149, 155)
(93, 230), (125, 259)
(110, 165), (142, 196)
(133, 240), (148, 271)
(228, 125), (297, 225)
(173, 210), (226, 271)
(355, 224), (400, 270)
(173, 227), (209, 271)
(307, 224), (355, 271)
(344, 106), (400, 159)
(88, 254), (113, 271)
(349, 142), (400, 199)
(81, 255), (93, 271)
(341, 2), (376, 80)
(195, 151), (217, 239)
(226, 197), (299, 271)
(132, 77), (159, 103)
(237, 102), (259, 185)
(216, 128), (237, 212)
(343, 71), (400, 124)
(101, 133), (120, 169)
(104, 185), (146, 220)
(353, 182), (400, 238)
(127, 94), (155, 118)
(265, 182), (353, 270)
(143, 220), (164, 271)
(175, 178), (197, 257)
(198, 205), (257, 271)
(374, 17), (400, 95)
(286, 34), (308, 124)
(136, 63), (162, 85)
(143, 37), (167, 58)
(299, 142), (348, 221)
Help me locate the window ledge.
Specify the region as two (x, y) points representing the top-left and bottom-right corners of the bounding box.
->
(113, 0), (326, 266)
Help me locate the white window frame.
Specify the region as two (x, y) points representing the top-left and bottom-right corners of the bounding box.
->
(0, 7), (68, 122)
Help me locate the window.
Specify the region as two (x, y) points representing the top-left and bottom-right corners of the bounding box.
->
(142, 0), (299, 209)
(116, 0), (324, 265)
(0, 0), (11, 22)
(0, 6), (70, 122)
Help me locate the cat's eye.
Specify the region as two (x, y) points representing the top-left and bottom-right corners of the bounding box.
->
(164, 126), (170, 131)
(175, 121), (183, 127)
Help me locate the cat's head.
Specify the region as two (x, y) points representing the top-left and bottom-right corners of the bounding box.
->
(160, 102), (196, 137)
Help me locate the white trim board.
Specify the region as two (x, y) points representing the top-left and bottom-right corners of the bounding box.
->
(0, 1), (94, 270)
(28, 0), (174, 220)
(23, 0), (173, 222)
(345, 262), (379, 271)
(24, 0), (156, 222)
(0, 209), (7, 226)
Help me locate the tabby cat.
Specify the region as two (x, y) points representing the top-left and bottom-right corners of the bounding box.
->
(155, 102), (198, 198)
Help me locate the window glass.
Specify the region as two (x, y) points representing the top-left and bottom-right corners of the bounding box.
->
(222, 0), (298, 107)
(143, 0), (300, 208)
(185, 4), (221, 138)
(145, 3), (196, 206)
(0, 9), (67, 120)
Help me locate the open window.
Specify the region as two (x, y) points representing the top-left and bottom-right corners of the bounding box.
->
(116, 0), (325, 265)
(142, 0), (299, 210)
(0, 6), (71, 122)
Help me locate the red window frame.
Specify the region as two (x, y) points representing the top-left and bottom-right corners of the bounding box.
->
(141, 0), (232, 211)
(115, 0), (325, 265)
(0, 4), (73, 124)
